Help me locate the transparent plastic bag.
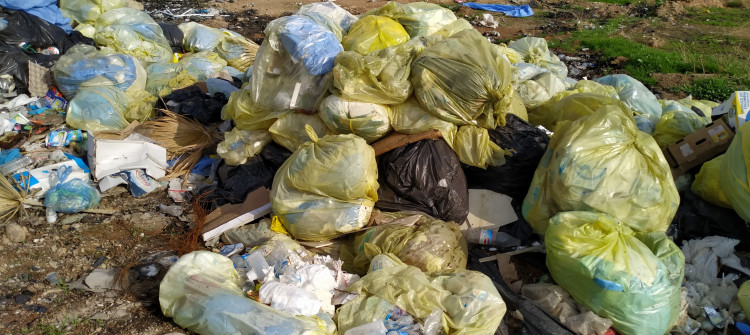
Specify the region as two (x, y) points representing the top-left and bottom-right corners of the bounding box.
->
(179, 22), (259, 72)
(366, 2), (457, 37)
(652, 109), (710, 148)
(529, 92), (630, 131)
(411, 29), (513, 129)
(390, 96), (457, 147)
(94, 8), (173, 64)
(294, 2), (359, 41)
(124, 89), (156, 122)
(454, 125), (507, 169)
(432, 18), (473, 38)
(159, 251), (335, 335)
(271, 126), (378, 241)
(66, 86), (129, 131)
(522, 105), (679, 234)
(692, 155), (731, 208)
(545, 211), (684, 335)
(318, 94), (391, 142)
(342, 15), (409, 54)
(178, 51), (228, 81)
(60, 0), (126, 24)
(216, 128), (273, 166)
(595, 74), (662, 125)
(507, 37), (567, 78)
(268, 112), (332, 152)
(44, 166), (100, 214)
(53, 44), (146, 99)
(720, 121), (750, 222)
(222, 87), (289, 130)
(277, 15), (343, 76)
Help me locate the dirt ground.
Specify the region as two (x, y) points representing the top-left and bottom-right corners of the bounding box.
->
(1, 0), (747, 334)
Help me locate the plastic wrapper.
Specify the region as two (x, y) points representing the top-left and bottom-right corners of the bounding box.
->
(390, 97), (457, 147)
(366, 2), (457, 37)
(269, 112), (332, 152)
(376, 139), (468, 223)
(507, 37), (568, 78)
(529, 92), (630, 131)
(342, 214), (467, 276)
(53, 44), (146, 99)
(60, 0), (126, 24)
(216, 128), (273, 166)
(652, 108), (710, 148)
(464, 114), (550, 200)
(595, 74), (662, 125)
(333, 37), (431, 105)
(342, 15), (409, 54)
(318, 94), (391, 142)
(545, 211), (684, 335)
(522, 105), (679, 234)
(44, 167), (100, 214)
(94, 8), (173, 64)
(411, 29), (514, 129)
(66, 86), (129, 131)
(159, 251), (335, 335)
(337, 253), (505, 335)
(691, 155), (731, 208)
(271, 126), (378, 241)
(720, 122), (750, 222)
(454, 125), (507, 169)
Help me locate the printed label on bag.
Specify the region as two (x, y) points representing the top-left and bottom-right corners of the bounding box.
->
(479, 229), (493, 245)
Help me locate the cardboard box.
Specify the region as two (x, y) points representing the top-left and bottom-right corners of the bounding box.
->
(201, 187), (272, 241)
(86, 131), (168, 181)
(662, 118), (734, 178)
(12, 154), (90, 198)
(713, 91), (750, 131)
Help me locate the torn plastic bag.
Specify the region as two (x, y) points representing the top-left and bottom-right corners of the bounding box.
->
(720, 121), (750, 222)
(59, 0), (126, 25)
(94, 8), (173, 64)
(216, 128), (272, 166)
(160, 85), (227, 124)
(318, 94), (392, 142)
(271, 126), (379, 241)
(376, 139), (468, 223)
(66, 86), (129, 131)
(0, 44), (58, 91)
(507, 37), (567, 79)
(342, 15), (409, 54)
(44, 166), (100, 214)
(673, 189), (750, 252)
(454, 125), (507, 169)
(522, 105), (679, 234)
(463, 114), (550, 200)
(390, 96), (457, 147)
(546, 211), (684, 335)
(341, 213), (468, 276)
(411, 29), (514, 129)
(158, 22), (184, 53)
(595, 74), (662, 125)
(333, 36), (432, 105)
(652, 108), (710, 148)
(160, 251), (336, 335)
(692, 155), (731, 208)
(337, 253), (505, 335)
(53, 44), (146, 99)
(276, 15), (343, 76)
(366, 1), (457, 37)
(268, 112), (331, 152)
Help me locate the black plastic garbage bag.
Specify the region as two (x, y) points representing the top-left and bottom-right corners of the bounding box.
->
(376, 139), (469, 223)
(160, 85), (227, 124)
(158, 22), (185, 53)
(0, 9), (67, 48)
(0, 45), (58, 91)
(673, 189), (750, 251)
(463, 114), (549, 200)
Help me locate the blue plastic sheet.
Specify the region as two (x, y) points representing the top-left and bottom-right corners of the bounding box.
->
(0, 0), (72, 32)
(460, 3), (534, 17)
(278, 15), (343, 76)
(0, 148), (22, 165)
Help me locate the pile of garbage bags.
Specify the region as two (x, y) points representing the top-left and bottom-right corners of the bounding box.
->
(3, 0), (750, 334)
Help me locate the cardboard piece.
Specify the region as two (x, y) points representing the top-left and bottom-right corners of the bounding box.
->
(713, 91), (750, 131)
(662, 118), (734, 178)
(466, 189), (518, 230)
(201, 187), (272, 241)
(27, 61), (54, 98)
(370, 130), (442, 156)
(86, 131), (168, 181)
(496, 254), (519, 282)
(12, 155), (90, 198)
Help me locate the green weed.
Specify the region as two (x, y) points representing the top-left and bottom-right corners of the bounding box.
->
(684, 7), (750, 27)
(674, 77), (737, 101)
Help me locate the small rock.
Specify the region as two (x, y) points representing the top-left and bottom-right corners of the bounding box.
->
(14, 294), (31, 305)
(48, 261), (59, 269)
(23, 305), (47, 313)
(93, 257), (107, 268)
(45, 272), (63, 285)
(60, 214), (86, 225)
(6, 223), (27, 243)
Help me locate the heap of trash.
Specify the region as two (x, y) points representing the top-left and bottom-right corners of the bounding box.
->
(2, 0), (750, 334)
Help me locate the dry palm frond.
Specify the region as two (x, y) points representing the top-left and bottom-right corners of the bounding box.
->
(0, 173), (29, 223)
(139, 110), (217, 182)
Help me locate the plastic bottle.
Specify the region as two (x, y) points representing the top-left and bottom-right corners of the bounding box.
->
(0, 155), (33, 175)
(345, 321), (388, 335)
(463, 228), (521, 248)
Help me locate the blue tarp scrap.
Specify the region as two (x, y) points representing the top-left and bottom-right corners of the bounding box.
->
(0, 0), (72, 33)
(460, 2), (534, 17)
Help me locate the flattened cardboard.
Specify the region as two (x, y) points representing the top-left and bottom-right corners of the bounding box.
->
(86, 131), (168, 181)
(466, 189), (518, 230)
(662, 118), (734, 178)
(201, 187), (272, 241)
(370, 130), (442, 156)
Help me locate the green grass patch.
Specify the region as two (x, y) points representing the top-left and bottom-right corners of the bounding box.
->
(588, 0), (637, 5)
(674, 77), (737, 101)
(684, 7), (750, 27)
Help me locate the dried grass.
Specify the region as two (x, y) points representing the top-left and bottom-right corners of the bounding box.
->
(0, 174), (29, 223)
(169, 194), (209, 256)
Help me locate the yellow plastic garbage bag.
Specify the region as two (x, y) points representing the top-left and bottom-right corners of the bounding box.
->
(216, 128), (273, 166)
(692, 155), (731, 208)
(159, 251), (335, 335)
(522, 105), (679, 234)
(390, 97), (457, 148)
(411, 29), (514, 129)
(454, 125), (508, 169)
(545, 211), (684, 335)
(341, 214), (467, 275)
(342, 15), (409, 54)
(652, 109), (710, 148)
(529, 92), (630, 131)
(268, 112), (332, 152)
(432, 18), (473, 38)
(508, 37), (568, 78)
(179, 22), (259, 71)
(271, 126), (379, 241)
(144, 64), (197, 97)
(333, 37), (431, 105)
(366, 2), (457, 37)
(94, 8), (173, 64)
(720, 121), (750, 222)
(66, 86), (129, 132)
(318, 94), (392, 142)
(124, 89), (156, 122)
(53, 44), (146, 99)
(60, 0), (126, 25)
(336, 253), (506, 335)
